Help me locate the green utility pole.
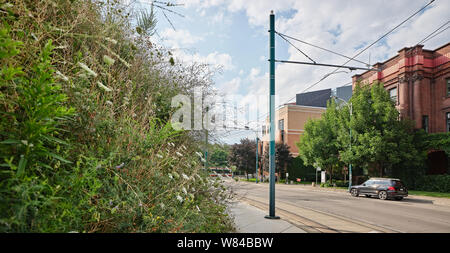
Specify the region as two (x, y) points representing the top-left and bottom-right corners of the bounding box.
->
(265, 11), (279, 219)
(256, 136), (259, 184)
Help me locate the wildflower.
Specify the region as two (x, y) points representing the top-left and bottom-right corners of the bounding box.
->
(31, 33), (38, 41)
(109, 200), (113, 206)
(103, 55), (115, 66)
(1, 3), (13, 8)
(78, 73), (88, 79)
(182, 173), (189, 180)
(138, 202), (143, 207)
(97, 81), (112, 92)
(176, 152), (183, 157)
(168, 173), (173, 179)
(176, 195), (183, 203)
(156, 154), (163, 159)
(116, 163), (125, 169)
(55, 71), (69, 82)
(77, 62), (97, 77)
(160, 203), (165, 209)
(182, 187), (187, 195)
(191, 187), (195, 192)
(104, 37), (118, 45)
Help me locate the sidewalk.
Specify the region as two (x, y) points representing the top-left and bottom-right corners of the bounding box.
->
(228, 201), (306, 233)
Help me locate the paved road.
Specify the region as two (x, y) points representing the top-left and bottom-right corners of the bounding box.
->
(226, 179), (450, 233)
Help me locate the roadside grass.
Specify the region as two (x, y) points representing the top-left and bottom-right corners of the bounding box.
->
(408, 191), (450, 199)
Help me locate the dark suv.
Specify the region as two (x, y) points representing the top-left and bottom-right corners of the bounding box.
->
(349, 178), (408, 200)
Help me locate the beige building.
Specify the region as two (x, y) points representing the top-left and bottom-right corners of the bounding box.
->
(260, 103), (326, 157)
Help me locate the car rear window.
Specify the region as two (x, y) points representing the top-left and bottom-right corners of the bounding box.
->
(391, 180), (404, 187)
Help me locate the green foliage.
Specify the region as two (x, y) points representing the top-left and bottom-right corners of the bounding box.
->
(413, 175), (450, 193)
(297, 82), (429, 184)
(208, 144), (230, 167)
(338, 83), (423, 177)
(262, 142), (293, 178)
(228, 138), (258, 174)
(0, 0), (233, 233)
(0, 29), (74, 231)
(424, 132), (450, 155)
(297, 99), (341, 183)
(136, 5), (157, 36)
(286, 156), (315, 181)
(334, 180), (349, 187)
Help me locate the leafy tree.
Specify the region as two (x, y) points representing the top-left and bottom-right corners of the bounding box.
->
(338, 83), (423, 177)
(297, 99), (341, 183)
(287, 156), (316, 181)
(262, 142), (294, 180)
(209, 144), (230, 167)
(228, 138), (258, 176)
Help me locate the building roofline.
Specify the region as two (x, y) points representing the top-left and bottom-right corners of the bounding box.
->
(352, 42), (450, 80)
(282, 103), (327, 110)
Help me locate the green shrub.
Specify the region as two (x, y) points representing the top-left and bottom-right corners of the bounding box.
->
(414, 175), (450, 193)
(334, 180), (349, 187)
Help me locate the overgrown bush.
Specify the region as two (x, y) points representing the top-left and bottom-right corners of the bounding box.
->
(0, 0), (233, 232)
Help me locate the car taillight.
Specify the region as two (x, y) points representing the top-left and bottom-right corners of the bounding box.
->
(388, 186), (395, 191)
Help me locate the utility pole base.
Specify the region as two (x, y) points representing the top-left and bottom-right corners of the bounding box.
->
(264, 215), (280, 220)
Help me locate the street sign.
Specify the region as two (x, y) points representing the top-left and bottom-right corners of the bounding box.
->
(321, 171), (326, 183)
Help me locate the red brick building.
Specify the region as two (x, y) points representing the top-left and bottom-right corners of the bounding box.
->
(352, 42), (450, 133)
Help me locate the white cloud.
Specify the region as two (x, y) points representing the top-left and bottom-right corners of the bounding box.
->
(160, 28), (204, 48)
(218, 77), (242, 94)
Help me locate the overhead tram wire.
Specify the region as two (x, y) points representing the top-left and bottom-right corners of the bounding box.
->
(416, 20), (450, 45)
(276, 33), (316, 64)
(275, 31), (371, 67)
(422, 26), (450, 44)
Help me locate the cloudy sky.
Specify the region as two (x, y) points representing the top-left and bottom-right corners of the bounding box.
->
(135, 0), (449, 144)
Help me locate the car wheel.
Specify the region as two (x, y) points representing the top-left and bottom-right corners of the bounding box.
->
(365, 194), (371, 198)
(395, 197), (403, 201)
(378, 191), (388, 200)
(350, 188), (359, 197)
